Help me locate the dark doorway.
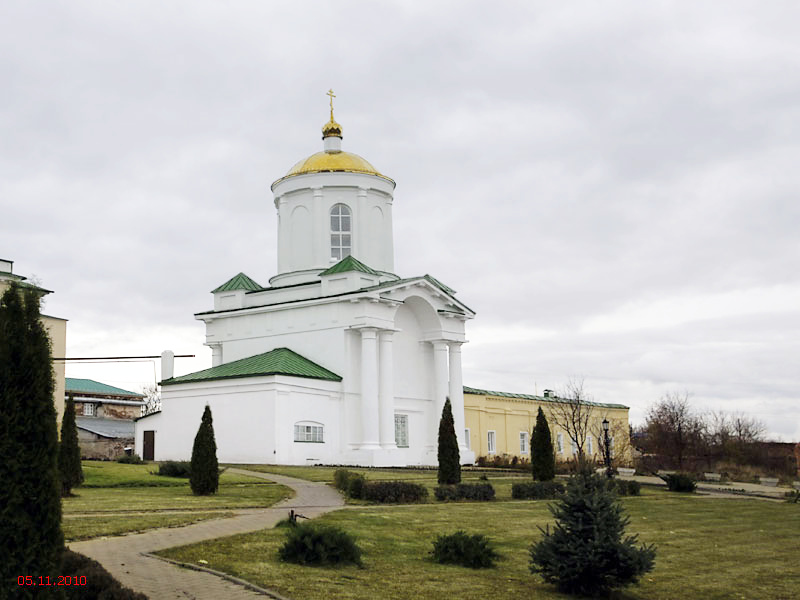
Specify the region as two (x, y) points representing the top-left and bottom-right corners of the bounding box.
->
(143, 430), (155, 461)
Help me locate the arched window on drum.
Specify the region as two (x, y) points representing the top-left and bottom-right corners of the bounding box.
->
(330, 204), (351, 261)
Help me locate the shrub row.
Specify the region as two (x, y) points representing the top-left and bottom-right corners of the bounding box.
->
(157, 460), (192, 478)
(333, 468), (366, 498)
(334, 469), (428, 503)
(61, 549), (148, 599)
(608, 479), (642, 496)
(475, 455), (530, 470)
(116, 454), (145, 465)
(431, 531), (500, 569)
(511, 480), (565, 500)
(662, 472), (697, 492)
(434, 483), (495, 502)
(363, 481), (428, 503)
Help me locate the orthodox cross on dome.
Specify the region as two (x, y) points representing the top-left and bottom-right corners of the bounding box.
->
(322, 89), (342, 139)
(327, 88), (336, 120)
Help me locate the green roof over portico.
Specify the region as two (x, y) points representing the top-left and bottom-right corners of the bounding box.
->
(162, 348), (342, 385)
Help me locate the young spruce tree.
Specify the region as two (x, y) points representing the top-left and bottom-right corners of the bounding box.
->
(190, 405), (219, 495)
(58, 396), (84, 496)
(531, 407), (555, 481)
(0, 283), (64, 593)
(437, 397), (461, 484)
(530, 466), (656, 596)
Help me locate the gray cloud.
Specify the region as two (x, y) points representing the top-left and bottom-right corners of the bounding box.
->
(2, 1), (798, 440)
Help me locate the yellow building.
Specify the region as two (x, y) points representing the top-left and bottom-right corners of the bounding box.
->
(463, 386), (631, 466)
(0, 259), (67, 426)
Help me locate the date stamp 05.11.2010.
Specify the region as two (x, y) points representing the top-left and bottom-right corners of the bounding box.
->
(17, 575), (87, 588)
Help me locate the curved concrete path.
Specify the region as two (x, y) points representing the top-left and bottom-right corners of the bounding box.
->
(68, 469), (344, 599)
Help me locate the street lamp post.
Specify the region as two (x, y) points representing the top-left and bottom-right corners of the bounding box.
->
(602, 418), (613, 479)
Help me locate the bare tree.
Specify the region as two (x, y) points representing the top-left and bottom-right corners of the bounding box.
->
(548, 379), (594, 463)
(141, 384), (161, 417)
(642, 391), (705, 470)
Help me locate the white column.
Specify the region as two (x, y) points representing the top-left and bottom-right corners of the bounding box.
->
(448, 342), (467, 453)
(378, 331), (397, 449)
(360, 329), (381, 450)
(431, 340), (449, 447)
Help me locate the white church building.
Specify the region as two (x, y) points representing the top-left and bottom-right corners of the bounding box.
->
(135, 101), (476, 466)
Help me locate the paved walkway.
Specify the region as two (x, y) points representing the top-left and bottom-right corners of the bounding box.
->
(68, 469), (344, 599)
(620, 474), (791, 500)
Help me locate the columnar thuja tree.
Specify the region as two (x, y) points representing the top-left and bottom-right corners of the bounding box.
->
(190, 405), (219, 495)
(438, 397), (461, 484)
(58, 396), (84, 496)
(0, 283), (64, 590)
(531, 407), (555, 481)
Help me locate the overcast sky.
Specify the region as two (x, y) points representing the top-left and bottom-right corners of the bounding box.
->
(2, 1), (798, 440)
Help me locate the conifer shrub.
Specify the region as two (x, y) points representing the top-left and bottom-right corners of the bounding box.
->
(61, 549), (148, 599)
(157, 460), (192, 478)
(531, 407), (556, 481)
(190, 405), (219, 495)
(512, 481), (565, 500)
(431, 531), (500, 569)
(662, 472), (697, 492)
(278, 523), (362, 566)
(434, 483), (495, 502)
(0, 283), (64, 591)
(529, 468), (656, 596)
(59, 396), (84, 496)
(438, 398), (461, 484)
(117, 453), (145, 464)
(362, 481), (428, 503)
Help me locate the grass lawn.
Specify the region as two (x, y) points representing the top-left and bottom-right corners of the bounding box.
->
(236, 464), (532, 501)
(62, 461), (292, 541)
(158, 491), (800, 600)
(63, 512), (235, 541)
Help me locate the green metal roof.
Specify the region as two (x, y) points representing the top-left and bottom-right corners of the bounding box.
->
(65, 378), (143, 398)
(212, 272), (263, 293)
(319, 255), (380, 277)
(162, 347), (342, 386)
(463, 385), (628, 409)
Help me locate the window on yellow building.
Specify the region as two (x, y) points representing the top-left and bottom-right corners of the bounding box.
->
(487, 431), (496, 454)
(519, 431), (528, 454)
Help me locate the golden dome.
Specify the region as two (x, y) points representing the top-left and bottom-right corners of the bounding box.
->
(273, 90), (394, 185)
(284, 150), (389, 179)
(322, 118), (342, 139)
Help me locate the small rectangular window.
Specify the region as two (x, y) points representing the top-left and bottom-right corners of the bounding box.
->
(519, 432), (529, 454)
(82, 403), (95, 417)
(294, 424), (324, 443)
(464, 428), (471, 450)
(556, 432), (563, 454)
(395, 414), (409, 448)
(487, 431), (496, 454)
(588, 436), (593, 455)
